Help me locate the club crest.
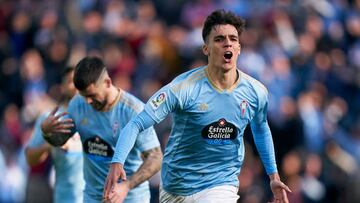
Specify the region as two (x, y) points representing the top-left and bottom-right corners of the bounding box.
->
(240, 100), (248, 118)
(112, 121), (119, 137)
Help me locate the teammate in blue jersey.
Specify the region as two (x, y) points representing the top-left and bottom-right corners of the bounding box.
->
(25, 67), (84, 203)
(41, 57), (163, 203)
(105, 9), (291, 203)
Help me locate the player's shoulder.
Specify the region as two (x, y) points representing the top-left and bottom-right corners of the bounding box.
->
(240, 70), (268, 96)
(118, 90), (144, 113)
(69, 94), (83, 105)
(68, 94), (88, 114)
(170, 66), (207, 93)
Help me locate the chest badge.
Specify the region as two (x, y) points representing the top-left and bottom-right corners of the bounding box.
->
(240, 100), (248, 118)
(112, 121), (119, 137)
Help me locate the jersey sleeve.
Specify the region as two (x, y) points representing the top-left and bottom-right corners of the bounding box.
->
(112, 111), (158, 164)
(134, 126), (160, 152)
(27, 114), (48, 148)
(250, 88), (278, 175)
(144, 84), (181, 123)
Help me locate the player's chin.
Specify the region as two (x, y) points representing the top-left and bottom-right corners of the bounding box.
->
(221, 63), (236, 71)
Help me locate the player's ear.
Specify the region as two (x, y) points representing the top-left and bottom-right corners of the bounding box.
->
(105, 77), (111, 87)
(202, 44), (209, 56)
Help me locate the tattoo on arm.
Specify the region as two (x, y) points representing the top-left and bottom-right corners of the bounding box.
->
(127, 146), (163, 189)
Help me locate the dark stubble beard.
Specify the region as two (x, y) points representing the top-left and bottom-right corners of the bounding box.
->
(91, 99), (107, 111)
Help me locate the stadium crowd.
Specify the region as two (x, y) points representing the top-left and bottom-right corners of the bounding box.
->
(0, 0), (359, 202)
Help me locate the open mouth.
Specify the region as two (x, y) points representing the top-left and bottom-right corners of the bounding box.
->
(224, 51), (233, 62)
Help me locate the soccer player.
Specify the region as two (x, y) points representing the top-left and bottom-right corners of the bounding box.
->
(41, 57), (162, 203)
(104, 9), (291, 203)
(25, 67), (84, 203)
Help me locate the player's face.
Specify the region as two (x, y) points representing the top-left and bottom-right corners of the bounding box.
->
(79, 80), (108, 111)
(203, 24), (241, 71)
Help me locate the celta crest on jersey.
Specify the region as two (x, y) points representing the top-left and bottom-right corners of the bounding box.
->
(112, 121), (119, 137)
(240, 100), (248, 118)
(150, 92), (166, 109)
(201, 118), (238, 145)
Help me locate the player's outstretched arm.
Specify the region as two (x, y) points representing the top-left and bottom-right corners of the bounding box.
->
(105, 147), (163, 203)
(41, 106), (75, 146)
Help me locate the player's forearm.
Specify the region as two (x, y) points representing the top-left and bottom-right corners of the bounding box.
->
(112, 111), (156, 164)
(251, 121), (277, 174)
(127, 147), (163, 189)
(25, 144), (51, 166)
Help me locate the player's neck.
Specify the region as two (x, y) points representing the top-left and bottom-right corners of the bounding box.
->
(206, 66), (239, 90)
(104, 86), (121, 111)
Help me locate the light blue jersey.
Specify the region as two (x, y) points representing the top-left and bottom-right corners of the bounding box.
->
(68, 90), (160, 202)
(113, 66), (277, 196)
(27, 109), (84, 203)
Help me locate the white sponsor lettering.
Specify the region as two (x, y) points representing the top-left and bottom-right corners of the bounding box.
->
(88, 142), (108, 156)
(207, 126), (234, 139)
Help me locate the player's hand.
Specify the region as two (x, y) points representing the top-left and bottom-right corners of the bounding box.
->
(269, 179), (291, 203)
(41, 106), (74, 135)
(60, 133), (82, 151)
(107, 181), (130, 203)
(103, 163), (127, 200)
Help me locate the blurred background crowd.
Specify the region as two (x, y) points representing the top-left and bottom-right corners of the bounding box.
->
(0, 0), (360, 202)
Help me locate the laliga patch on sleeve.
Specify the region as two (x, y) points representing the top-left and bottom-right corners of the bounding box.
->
(150, 92), (166, 109)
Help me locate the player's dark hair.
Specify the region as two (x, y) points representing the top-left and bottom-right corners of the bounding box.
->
(202, 9), (245, 42)
(74, 56), (106, 91)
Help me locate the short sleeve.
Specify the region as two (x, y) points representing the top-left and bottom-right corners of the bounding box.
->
(27, 114), (48, 148)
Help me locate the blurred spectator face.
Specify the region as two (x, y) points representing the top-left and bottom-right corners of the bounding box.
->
(306, 15), (324, 39)
(137, 0), (156, 22)
(305, 154), (322, 177)
(4, 103), (20, 126)
(61, 70), (77, 101)
(282, 151), (301, 177)
(11, 11), (31, 33)
(83, 11), (103, 34)
(20, 49), (44, 81)
(346, 14), (360, 37)
(298, 33), (316, 56)
(328, 20), (344, 41)
(314, 51), (331, 71)
(272, 55), (290, 75)
(202, 24), (241, 71)
(113, 74), (132, 92)
(40, 9), (58, 30)
(280, 97), (297, 119)
(49, 40), (69, 63)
